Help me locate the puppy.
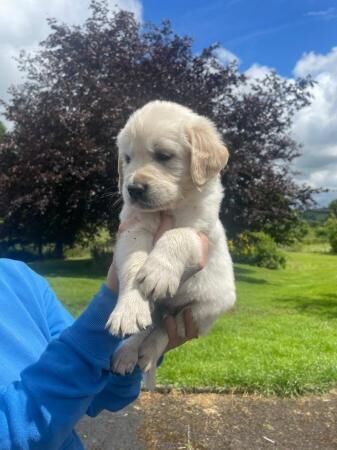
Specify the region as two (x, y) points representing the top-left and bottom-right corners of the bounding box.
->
(106, 101), (236, 380)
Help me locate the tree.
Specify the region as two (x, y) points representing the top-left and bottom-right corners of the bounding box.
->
(0, 122), (5, 142)
(0, 0), (316, 255)
(328, 199), (337, 218)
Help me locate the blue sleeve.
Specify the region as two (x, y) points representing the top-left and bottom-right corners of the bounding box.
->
(42, 282), (142, 418)
(0, 285), (141, 450)
(43, 283), (74, 338)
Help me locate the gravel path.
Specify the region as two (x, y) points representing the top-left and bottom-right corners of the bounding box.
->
(77, 390), (337, 450)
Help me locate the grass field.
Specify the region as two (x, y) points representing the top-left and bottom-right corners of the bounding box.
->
(30, 250), (337, 396)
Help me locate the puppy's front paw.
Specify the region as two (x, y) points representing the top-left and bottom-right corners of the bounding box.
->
(106, 291), (152, 336)
(112, 345), (138, 375)
(136, 255), (181, 302)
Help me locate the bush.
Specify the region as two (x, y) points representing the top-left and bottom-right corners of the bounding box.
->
(88, 228), (115, 268)
(315, 226), (329, 239)
(229, 231), (287, 269)
(325, 218), (337, 253)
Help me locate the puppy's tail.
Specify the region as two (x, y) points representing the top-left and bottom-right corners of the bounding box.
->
(143, 367), (156, 391)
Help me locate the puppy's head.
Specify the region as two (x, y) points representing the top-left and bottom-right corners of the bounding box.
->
(117, 101), (229, 211)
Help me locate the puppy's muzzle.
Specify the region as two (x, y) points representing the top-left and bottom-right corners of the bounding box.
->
(127, 183), (148, 202)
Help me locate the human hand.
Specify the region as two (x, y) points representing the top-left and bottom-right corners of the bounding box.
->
(164, 308), (198, 352)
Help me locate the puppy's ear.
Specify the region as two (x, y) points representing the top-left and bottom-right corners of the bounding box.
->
(117, 154), (124, 194)
(186, 119), (229, 187)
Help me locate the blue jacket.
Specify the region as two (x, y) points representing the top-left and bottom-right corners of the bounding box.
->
(0, 258), (141, 449)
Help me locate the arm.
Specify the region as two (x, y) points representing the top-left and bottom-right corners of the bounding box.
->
(42, 280), (142, 418)
(0, 285), (141, 450)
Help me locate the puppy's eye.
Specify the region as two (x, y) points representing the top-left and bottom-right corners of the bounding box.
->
(124, 154), (131, 164)
(154, 152), (173, 163)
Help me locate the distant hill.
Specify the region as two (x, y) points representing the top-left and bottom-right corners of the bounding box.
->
(303, 208), (329, 224)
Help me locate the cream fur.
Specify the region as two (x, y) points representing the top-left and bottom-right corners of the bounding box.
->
(106, 101), (236, 380)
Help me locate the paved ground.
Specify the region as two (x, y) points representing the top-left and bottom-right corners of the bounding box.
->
(77, 390), (337, 450)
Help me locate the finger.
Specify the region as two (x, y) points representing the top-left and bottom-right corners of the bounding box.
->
(165, 315), (178, 343)
(183, 309), (198, 339)
(154, 212), (174, 243)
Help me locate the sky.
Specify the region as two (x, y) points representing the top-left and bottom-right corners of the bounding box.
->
(0, 0), (336, 205)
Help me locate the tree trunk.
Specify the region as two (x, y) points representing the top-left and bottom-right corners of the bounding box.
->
(54, 240), (64, 259)
(37, 240), (43, 260)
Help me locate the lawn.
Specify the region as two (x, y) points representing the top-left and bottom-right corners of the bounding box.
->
(30, 250), (337, 396)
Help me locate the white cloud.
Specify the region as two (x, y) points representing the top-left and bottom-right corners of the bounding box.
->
(306, 7), (337, 20)
(245, 63), (274, 80)
(243, 54), (337, 206)
(0, 0), (142, 126)
(292, 47), (337, 205)
(214, 46), (240, 66)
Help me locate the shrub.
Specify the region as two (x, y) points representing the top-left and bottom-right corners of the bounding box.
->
(315, 226), (329, 239)
(325, 218), (337, 253)
(230, 231), (286, 269)
(88, 228), (115, 268)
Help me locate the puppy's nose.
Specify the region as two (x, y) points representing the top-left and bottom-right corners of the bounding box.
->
(127, 183), (148, 201)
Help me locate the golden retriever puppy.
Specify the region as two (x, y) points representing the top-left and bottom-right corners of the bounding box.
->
(106, 100), (236, 378)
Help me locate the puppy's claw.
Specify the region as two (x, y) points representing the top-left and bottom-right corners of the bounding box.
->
(138, 353), (157, 373)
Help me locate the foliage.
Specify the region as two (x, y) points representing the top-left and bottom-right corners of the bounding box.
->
(303, 208), (329, 225)
(30, 251), (337, 395)
(230, 231), (286, 269)
(89, 227), (114, 268)
(328, 199), (337, 218)
(325, 217), (337, 253)
(0, 122), (5, 142)
(0, 243), (39, 262)
(0, 0), (316, 253)
(265, 217), (309, 245)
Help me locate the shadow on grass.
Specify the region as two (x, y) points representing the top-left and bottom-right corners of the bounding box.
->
(29, 258), (108, 279)
(276, 293), (337, 319)
(30, 258), (270, 287)
(234, 266), (268, 285)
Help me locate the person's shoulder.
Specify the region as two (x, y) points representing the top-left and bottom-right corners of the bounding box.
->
(0, 257), (31, 272)
(0, 258), (41, 283)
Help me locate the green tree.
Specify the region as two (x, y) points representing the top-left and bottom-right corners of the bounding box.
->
(0, 122), (5, 142)
(328, 199), (337, 218)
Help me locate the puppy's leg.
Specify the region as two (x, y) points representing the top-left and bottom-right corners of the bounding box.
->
(136, 228), (203, 302)
(137, 304), (214, 374)
(137, 309), (192, 374)
(137, 326), (169, 373)
(106, 226), (154, 336)
(112, 328), (152, 375)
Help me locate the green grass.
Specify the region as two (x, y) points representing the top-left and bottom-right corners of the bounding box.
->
(30, 251), (337, 396)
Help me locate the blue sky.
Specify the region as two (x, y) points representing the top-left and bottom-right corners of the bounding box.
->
(142, 0), (337, 77)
